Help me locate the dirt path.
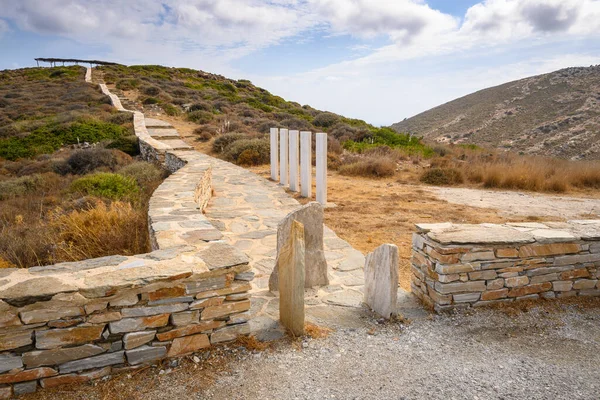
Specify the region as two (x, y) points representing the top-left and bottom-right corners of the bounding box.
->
(430, 187), (600, 219)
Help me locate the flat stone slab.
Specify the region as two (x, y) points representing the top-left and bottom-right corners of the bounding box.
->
(148, 128), (180, 139)
(145, 118), (173, 128)
(427, 224), (535, 245)
(160, 139), (193, 150)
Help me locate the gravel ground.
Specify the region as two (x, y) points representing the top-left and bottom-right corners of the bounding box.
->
(205, 301), (600, 400)
(32, 299), (599, 400)
(430, 187), (600, 219)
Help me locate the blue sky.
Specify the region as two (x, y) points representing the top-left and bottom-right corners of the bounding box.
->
(0, 0), (599, 126)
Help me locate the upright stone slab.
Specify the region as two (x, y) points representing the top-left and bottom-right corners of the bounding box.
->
(300, 131), (312, 198)
(279, 221), (305, 336)
(289, 130), (300, 192)
(269, 202), (328, 291)
(270, 128), (279, 181)
(363, 244), (399, 319)
(279, 128), (289, 186)
(316, 132), (328, 205)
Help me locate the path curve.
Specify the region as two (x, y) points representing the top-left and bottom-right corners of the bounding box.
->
(89, 68), (423, 336)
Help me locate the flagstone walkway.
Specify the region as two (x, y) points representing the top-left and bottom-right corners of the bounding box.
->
(95, 70), (426, 339)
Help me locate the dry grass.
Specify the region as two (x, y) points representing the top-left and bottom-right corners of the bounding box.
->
(339, 157), (396, 178)
(235, 335), (272, 351)
(247, 164), (506, 291)
(304, 322), (333, 339)
(426, 150), (600, 194)
(49, 200), (148, 261)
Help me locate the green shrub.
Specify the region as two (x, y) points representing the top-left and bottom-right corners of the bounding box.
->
(67, 149), (117, 175)
(212, 133), (247, 153)
(142, 97), (159, 105)
(70, 173), (139, 201)
(313, 112), (339, 128)
(222, 138), (270, 165)
(106, 112), (133, 125)
(420, 168), (464, 186)
(162, 104), (181, 116)
(141, 86), (161, 96)
(118, 162), (164, 186)
(188, 102), (212, 112)
(106, 136), (140, 156)
(187, 110), (213, 124)
(0, 120), (128, 160)
(116, 79), (140, 91)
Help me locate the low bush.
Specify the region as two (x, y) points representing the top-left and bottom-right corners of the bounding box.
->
(106, 136), (140, 156)
(116, 79), (140, 91)
(196, 132), (213, 142)
(212, 132), (247, 153)
(118, 162), (164, 186)
(187, 110), (213, 124)
(313, 112), (339, 128)
(189, 102), (212, 112)
(162, 104), (181, 116)
(0, 120), (128, 160)
(142, 97), (159, 105)
(327, 152), (342, 170)
(141, 86), (161, 96)
(420, 168), (464, 186)
(106, 112), (133, 125)
(0, 174), (43, 200)
(339, 158), (396, 178)
(70, 173), (139, 201)
(280, 117), (312, 131)
(67, 148), (118, 174)
(223, 138), (270, 165)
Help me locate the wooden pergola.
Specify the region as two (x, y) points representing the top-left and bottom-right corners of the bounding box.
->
(34, 58), (122, 67)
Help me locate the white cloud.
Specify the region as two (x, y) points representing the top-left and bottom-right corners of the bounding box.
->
(0, 0), (599, 125)
(308, 0), (458, 42)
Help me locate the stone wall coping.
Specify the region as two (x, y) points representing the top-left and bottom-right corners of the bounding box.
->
(417, 220), (600, 245)
(0, 72), (247, 304)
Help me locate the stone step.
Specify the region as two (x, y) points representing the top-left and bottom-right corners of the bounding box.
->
(159, 139), (193, 150)
(145, 118), (173, 129)
(148, 128), (180, 139)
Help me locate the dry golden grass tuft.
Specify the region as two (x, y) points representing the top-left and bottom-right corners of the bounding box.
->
(49, 200), (148, 261)
(427, 150), (600, 193)
(304, 322), (333, 339)
(339, 157), (396, 178)
(234, 335), (271, 351)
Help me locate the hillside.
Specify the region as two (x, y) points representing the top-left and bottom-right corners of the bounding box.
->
(95, 65), (431, 161)
(0, 66), (164, 268)
(391, 66), (600, 160)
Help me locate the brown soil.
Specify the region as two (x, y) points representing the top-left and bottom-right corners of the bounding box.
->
(247, 165), (507, 291)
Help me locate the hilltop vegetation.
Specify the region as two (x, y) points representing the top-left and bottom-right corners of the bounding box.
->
(0, 66), (164, 268)
(98, 64), (433, 165)
(392, 66), (600, 160)
(100, 64), (600, 192)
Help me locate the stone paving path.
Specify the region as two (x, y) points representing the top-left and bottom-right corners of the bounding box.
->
(100, 79), (426, 338)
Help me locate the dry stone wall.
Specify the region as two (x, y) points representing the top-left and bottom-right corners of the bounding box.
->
(412, 221), (600, 312)
(0, 71), (253, 398)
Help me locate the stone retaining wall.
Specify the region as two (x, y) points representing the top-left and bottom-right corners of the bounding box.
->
(0, 70), (253, 398)
(411, 221), (600, 312)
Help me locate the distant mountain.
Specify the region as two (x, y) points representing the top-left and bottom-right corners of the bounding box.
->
(392, 66), (600, 160)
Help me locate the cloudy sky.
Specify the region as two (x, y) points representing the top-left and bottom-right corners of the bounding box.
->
(0, 0), (599, 126)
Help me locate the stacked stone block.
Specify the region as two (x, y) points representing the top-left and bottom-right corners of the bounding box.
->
(411, 221), (600, 312)
(0, 263), (252, 398)
(0, 76), (256, 398)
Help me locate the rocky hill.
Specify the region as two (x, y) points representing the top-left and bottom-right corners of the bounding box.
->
(392, 66), (600, 160)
